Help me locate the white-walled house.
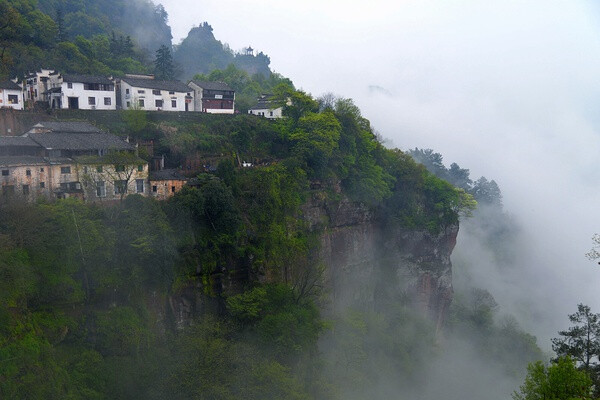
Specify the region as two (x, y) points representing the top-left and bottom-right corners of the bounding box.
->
(0, 81), (24, 110)
(188, 81), (235, 114)
(47, 73), (116, 110)
(24, 69), (55, 103)
(248, 94), (286, 119)
(119, 75), (194, 112)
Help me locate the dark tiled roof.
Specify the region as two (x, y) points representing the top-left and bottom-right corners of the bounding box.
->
(61, 74), (113, 85)
(150, 169), (188, 181)
(29, 121), (103, 133)
(0, 156), (46, 166)
(0, 136), (39, 147)
(122, 78), (191, 93)
(190, 81), (234, 92)
(0, 81), (22, 90)
(250, 95), (280, 110)
(47, 157), (74, 165)
(74, 154), (146, 164)
(28, 133), (133, 151)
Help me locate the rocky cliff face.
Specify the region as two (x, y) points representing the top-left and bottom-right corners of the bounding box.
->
(303, 195), (459, 334)
(169, 194), (459, 332)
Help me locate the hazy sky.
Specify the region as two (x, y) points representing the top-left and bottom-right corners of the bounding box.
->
(159, 0), (600, 344)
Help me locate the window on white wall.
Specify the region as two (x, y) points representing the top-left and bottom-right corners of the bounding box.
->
(96, 181), (106, 197)
(88, 97), (96, 105)
(114, 180), (127, 194)
(136, 179), (144, 193)
(171, 100), (177, 108)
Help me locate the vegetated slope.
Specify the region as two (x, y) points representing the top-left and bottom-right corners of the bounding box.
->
(174, 22), (272, 80)
(1, 1), (272, 83)
(36, 0), (172, 53)
(0, 0), (165, 78)
(0, 85), (542, 399)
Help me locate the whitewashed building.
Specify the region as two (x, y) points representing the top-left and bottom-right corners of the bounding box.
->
(24, 69), (55, 103)
(47, 73), (116, 110)
(0, 81), (24, 110)
(248, 94), (286, 119)
(188, 81), (235, 114)
(119, 75), (194, 112)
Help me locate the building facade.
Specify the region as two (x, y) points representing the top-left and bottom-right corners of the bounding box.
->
(248, 94), (286, 119)
(188, 81), (235, 114)
(149, 169), (188, 200)
(76, 156), (149, 202)
(0, 121), (148, 201)
(0, 156), (50, 200)
(47, 73), (116, 110)
(119, 75), (194, 112)
(24, 69), (55, 104)
(0, 81), (24, 110)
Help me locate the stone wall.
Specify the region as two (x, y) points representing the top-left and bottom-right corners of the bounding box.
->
(0, 109), (51, 136)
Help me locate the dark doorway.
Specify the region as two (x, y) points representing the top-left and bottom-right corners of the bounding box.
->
(68, 97), (79, 109)
(185, 103), (189, 112)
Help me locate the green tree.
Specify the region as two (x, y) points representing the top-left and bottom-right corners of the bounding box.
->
(513, 357), (593, 400)
(409, 148), (449, 181)
(470, 176), (503, 207)
(447, 162), (472, 190)
(290, 111), (341, 178)
(154, 44), (174, 80)
(551, 304), (600, 385)
(55, 5), (66, 42)
(121, 107), (147, 136)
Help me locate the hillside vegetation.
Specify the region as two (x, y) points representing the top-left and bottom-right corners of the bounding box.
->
(0, 0), (271, 81)
(0, 86), (546, 398)
(0, 3), (545, 399)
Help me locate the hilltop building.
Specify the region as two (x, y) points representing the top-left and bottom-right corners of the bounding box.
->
(24, 69), (55, 104)
(47, 73), (116, 110)
(118, 75), (194, 112)
(248, 94), (287, 119)
(188, 81), (235, 114)
(0, 81), (24, 110)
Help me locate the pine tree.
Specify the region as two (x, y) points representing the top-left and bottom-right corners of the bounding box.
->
(56, 6), (66, 42)
(154, 44), (174, 80)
